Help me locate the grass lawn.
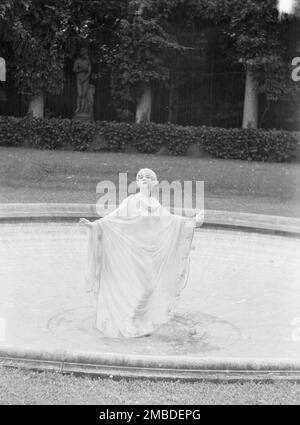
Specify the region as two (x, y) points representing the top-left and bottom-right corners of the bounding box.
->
(0, 146), (300, 217)
(0, 368), (299, 405)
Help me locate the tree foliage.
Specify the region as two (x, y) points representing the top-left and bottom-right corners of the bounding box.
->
(0, 0), (299, 121)
(0, 0), (68, 96)
(219, 0), (300, 102)
(0, 0), (126, 97)
(105, 2), (185, 120)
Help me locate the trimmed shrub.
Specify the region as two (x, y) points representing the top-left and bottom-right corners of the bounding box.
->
(97, 121), (133, 152)
(0, 115), (298, 162)
(0, 116), (24, 146)
(202, 127), (298, 162)
(69, 120), (95, 151)
(0, 116), (95, 150)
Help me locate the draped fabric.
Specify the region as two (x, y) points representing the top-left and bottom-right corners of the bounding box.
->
(85, 194), (195, 337)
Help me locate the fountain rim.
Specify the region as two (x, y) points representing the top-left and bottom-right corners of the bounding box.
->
(1, 345), (300, 381)
(0, 202), (300, 236)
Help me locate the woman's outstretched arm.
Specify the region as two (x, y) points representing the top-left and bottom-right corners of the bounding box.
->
(165, 207), (204, 228)
(79, 218), (103, 240)
(195, 210), (204, 227)
(79, 218), (93, 228)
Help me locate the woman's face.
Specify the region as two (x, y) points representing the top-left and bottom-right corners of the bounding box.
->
(136, 170), (157, 190)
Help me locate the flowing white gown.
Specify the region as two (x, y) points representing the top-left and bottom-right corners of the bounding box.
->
(85, 194), (195, 337)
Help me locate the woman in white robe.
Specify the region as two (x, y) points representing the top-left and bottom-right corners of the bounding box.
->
(79, 168), (202, 338)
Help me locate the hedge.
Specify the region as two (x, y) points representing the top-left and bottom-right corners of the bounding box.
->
(0, 115), (298, 162)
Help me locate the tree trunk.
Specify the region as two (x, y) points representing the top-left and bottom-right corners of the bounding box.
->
(28, 92), (44, 118)
(136, 83), (152, 123)
(0, 57), (6, 81)
(242, 69), (258, 129)
(168, 74), (178, 123)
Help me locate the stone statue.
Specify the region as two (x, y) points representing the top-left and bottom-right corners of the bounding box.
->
(73, 47), (94, 119)
(86, 83), (95, 116)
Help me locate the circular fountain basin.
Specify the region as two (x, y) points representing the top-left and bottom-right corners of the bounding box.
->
(0, 204), (300, 381)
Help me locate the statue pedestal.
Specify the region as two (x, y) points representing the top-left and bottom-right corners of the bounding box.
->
(73, 112), (94, 121)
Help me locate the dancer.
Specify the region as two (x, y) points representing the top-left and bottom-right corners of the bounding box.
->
(79, 168), (203, 337)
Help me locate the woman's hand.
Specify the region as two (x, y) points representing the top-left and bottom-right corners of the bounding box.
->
(195, 210), (204, 226)
(79, 218), (93, 228)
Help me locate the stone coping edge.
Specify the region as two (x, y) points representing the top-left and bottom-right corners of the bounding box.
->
(0, 346), (300, 373)
(0, 203), (300, 235)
